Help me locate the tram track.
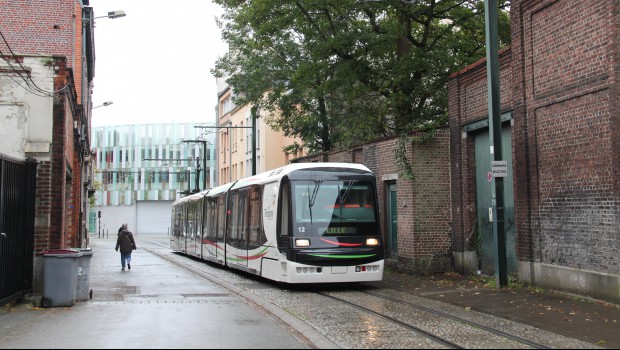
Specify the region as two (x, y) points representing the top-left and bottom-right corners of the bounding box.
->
(362, 290), (550, 348)
(142, 239), (569, 348)
(318, 290), (551, 349)
(318, 291), (463, 348)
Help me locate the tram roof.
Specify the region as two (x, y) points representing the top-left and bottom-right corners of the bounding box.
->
(173, 187), (209, 204)
(172, 163), (371, 206)
(229, 162), (371, 190)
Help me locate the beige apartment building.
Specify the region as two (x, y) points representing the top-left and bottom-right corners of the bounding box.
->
(216, 80), (306, 185)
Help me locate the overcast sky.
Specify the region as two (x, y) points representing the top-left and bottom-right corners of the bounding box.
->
(89, 0), (228, 127)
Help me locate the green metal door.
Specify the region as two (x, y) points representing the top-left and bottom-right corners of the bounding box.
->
(387, 183), (398, 259)
(474, 125), (516, 274)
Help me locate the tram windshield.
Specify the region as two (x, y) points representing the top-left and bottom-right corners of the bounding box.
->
(291, 180), (377, 236)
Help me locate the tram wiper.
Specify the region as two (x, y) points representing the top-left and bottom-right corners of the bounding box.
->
(339, 180), (354, 206)
(307, 180), (322, 224)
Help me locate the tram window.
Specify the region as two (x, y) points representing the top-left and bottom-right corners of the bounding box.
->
(207, 198), (217, 240)
(279, 182), (290, 236)
(201, 200), (208, 239)
(237, 190), (248, 244)
(227, 192), (238, 244)
(190, 204), (196, 238)
(197, 201), (204, 237)
(248, 187), (264, 248)
(293, 181), (376, 223)
(217, 196), (226, 240)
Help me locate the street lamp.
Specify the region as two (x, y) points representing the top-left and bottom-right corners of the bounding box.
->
(93, 101), (113, 109)
(93, 10), (127, 20)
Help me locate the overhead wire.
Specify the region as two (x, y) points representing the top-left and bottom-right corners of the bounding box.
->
(0, 28), (71, 96)
(0, 66), (52, 98)
(0, 28), (53, 95)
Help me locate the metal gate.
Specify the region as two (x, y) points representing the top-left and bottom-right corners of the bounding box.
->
(0, 156), (37, 307)
(474, 125), (516, 274)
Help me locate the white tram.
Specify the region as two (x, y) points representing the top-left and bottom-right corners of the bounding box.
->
(170, 163), (384, 283)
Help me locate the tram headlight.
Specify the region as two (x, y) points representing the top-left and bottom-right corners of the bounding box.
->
(295, 238), (311, 247)
(366, 238), (379, 246)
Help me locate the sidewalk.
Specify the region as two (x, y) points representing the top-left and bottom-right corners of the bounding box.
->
(0, 236), (311, 349)
(370, 270), (620, 348)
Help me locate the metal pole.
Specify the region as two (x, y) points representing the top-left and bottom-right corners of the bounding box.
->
(202, 142), (207, 190)
(485, 0), (508, 288)
(194, 157), (200, 193)
(187, 170), (191, 194)
(251, 106), (257, 175)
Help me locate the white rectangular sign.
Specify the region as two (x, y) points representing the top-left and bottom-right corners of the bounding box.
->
(491, 161), (508, 177)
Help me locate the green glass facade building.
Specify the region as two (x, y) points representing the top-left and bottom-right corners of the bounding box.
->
(89, 122), (215, 235)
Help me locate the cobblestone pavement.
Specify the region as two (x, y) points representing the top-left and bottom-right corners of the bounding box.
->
(370, 271), (619, 349)
(139, 236), (617, 349)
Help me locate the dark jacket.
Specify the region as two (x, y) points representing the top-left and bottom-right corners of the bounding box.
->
(115, 230), (137, 253)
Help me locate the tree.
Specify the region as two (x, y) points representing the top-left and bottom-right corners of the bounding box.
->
(212, 0), (510, 154)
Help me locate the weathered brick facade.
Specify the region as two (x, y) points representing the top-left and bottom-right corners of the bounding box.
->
(449, 49), (513, 256)
(1, 2), (87, 253)
(449, 0), (620, 302)
(1, 1), (95, 293)
(294, 129), (452, 274)
(512, 0), (619, 276)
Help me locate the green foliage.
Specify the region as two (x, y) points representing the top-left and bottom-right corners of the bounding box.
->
(88, 180), (102, 207)
(212, 0), (511, 154)
(469, 218), (481, 254)
(40, 57), (54, 67)
(479, 274), (522, 289)
(395, 134), (416, 181)
(394, 123), (445, 179)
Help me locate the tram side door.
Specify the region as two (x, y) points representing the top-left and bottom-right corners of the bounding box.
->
(386, 182), (398, 259)
(238, 190), (249, 267)
(216, 195), (227, 263)
(228, 190), (249, 268)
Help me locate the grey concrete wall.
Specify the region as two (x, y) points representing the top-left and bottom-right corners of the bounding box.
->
(519, 261), (620, 304)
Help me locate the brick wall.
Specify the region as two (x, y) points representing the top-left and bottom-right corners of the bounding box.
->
(30, 56), (82, 251)
(0, 1), (84, 101)
(34, 161), (52, 252)
(448, 49), (513, 256)
(512, 0), (620, 274)
(0, 1), (74, 59)
(450, 0), (620, 278)
(72, 2), (83, 99)
(293, 128), (452, 274)
(50, 93), (67, 249)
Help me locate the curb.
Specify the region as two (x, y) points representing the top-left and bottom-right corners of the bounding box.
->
(145, 247), (340, 349)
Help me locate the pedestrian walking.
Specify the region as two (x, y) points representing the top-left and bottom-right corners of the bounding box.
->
(115, 224), (137, 271)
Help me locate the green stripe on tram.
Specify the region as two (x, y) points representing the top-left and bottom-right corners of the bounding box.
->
(307, 254), (377, 259)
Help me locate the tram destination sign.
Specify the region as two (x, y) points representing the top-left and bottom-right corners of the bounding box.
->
(491, 161), (508, 177)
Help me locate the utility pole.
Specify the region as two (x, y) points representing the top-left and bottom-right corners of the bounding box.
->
(195, 122), (257, 176)
(251, 106), (257, 176)
(194, 157), (201, 192)
(485, 0), (508, 288)
(181, 140), (210, 190)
